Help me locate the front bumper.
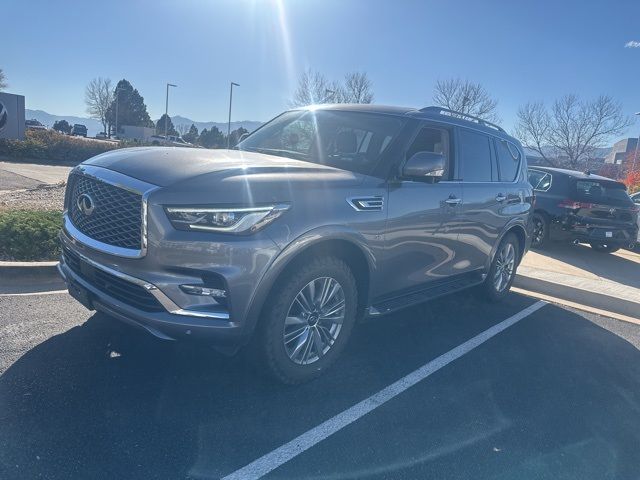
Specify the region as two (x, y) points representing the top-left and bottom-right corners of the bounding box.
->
(58, 233), (252, 346)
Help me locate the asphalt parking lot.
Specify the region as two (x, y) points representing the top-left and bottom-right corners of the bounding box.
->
(1, 290), (640, 479)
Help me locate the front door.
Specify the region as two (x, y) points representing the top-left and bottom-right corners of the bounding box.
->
(381, 125), (465, 296)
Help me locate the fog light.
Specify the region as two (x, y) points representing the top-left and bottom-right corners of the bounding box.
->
(180, 284), (227, 298)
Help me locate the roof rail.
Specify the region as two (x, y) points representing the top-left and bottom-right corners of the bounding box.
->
(419, 106), (505, 133)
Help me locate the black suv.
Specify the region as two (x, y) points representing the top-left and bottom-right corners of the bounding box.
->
(59, 105), (533, 383)
(528, 167), (638, 252)
(71, 124), (88, 137)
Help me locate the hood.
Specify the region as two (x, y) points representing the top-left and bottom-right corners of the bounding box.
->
(85, 147), (360, 187)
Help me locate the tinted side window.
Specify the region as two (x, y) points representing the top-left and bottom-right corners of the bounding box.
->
(496, 140), (520, 182)
(405, 127), (450, 178)
(528, 170), (552, 191)
(458, 129), (492, 182)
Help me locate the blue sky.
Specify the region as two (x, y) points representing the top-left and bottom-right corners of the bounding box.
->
(3, 0), (640, 133)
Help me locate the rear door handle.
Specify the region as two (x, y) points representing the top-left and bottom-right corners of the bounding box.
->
(495, 194), (507, 202)
(445, 196), (462, 205)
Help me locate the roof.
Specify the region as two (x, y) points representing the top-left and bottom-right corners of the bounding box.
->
(529, 166), (618, 182)
(294, 104), (516, 142)
(296, 104), (418, 115)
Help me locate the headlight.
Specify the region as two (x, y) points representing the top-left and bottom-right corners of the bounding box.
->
(165, 204), (290, 234)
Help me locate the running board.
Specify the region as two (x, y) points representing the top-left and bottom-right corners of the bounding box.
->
(367, 271), (485, 317)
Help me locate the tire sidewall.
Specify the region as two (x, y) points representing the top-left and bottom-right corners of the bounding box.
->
(531, 213), (548, 248)
(485, 233), (519, 301)
(260, 257), (358, 384)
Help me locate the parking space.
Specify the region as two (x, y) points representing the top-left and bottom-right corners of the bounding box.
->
(1, 291), (640, 479)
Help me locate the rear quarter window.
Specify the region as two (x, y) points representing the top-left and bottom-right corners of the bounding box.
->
(495, 140), (521, 182)
(528, 170), (552, 191)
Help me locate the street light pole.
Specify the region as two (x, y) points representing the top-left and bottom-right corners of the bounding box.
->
(227, 82), (240, 149)
(631, 112), (640, 174)
(165, 83), (177, 139)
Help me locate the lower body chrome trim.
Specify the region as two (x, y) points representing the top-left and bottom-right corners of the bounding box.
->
(59, 237), (231, 321)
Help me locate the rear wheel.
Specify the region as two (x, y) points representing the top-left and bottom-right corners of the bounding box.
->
(531, 213), (549, 249)
(256, 256), (358, 384)
(481, 233), (519, 302)
(589, 243), (620, 254)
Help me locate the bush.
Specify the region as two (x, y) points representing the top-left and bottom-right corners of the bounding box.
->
(0, 129), (119, 165)
(0, 210), (62, 261)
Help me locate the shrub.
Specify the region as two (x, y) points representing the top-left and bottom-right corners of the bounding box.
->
(0, 210), (62, 261)
(0, 129), (119, 165)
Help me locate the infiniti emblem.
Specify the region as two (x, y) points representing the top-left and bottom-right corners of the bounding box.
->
(77, 193), (95, 216)
(609, 208), (616, 215)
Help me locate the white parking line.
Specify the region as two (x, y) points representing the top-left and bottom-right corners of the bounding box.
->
(0, 289), (68, 297)
(222, 300), (547, 480)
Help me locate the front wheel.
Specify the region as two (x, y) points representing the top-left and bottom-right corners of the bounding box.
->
(255, 257), (358, 384)
(481, 233), (519, 302)
(589, 243), (620, 254)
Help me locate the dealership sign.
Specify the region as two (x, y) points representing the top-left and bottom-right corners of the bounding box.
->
(0, 92), (25, 140)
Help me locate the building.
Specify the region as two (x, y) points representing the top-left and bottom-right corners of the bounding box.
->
(605, 138), (638, 165)
(118, 125), (155, 142)
(0, 92), (26, 140)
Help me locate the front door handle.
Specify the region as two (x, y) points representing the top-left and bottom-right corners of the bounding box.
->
(445, 196), (462, 205)
(495, 194), (507, 202)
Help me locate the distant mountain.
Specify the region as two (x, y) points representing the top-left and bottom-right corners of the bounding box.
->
(168, 116), (263, 136)
(524, 146), (611, 160)
(25, 109), (263, 138)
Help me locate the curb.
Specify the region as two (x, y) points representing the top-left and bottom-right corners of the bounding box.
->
(0, 260), (62, 286)
(514, 273), (640, 320)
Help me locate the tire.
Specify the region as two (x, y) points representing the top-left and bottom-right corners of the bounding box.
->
(255, 256), (358, 384)
(481, 233), (519, 302)
(530, 213), (549, 249)
(589, 243), (620, 254)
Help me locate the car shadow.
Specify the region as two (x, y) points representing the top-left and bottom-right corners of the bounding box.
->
(0, 295), (639, 479)
(530, 242), (640, 290)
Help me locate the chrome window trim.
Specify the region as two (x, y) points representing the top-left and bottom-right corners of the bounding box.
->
(60, 235), (231, 321)
(66, 165), (159, 258)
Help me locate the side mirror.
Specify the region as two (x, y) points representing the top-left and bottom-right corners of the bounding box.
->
(402, 151), (446, 179)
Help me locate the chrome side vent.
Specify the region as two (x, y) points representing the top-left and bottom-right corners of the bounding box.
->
(347, 196), (384, 212)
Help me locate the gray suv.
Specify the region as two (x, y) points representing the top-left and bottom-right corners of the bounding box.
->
(58, 105), (533, 383)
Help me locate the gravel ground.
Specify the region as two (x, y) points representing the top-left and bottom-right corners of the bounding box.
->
(0, 183), (66, 211)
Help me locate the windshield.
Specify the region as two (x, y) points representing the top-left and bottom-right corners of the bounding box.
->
(572, 179), (633, 205)
(237, 109), (404, 175)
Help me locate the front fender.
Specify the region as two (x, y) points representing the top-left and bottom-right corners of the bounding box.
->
(241, 225), (376, 339)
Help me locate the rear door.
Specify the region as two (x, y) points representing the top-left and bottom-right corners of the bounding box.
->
(456, 127), (509, 271)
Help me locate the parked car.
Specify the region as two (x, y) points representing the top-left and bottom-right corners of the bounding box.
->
(25, 119), (47, 131)
(149, 134), (194, 147)
(71, 124), (88, 137)
(95, 132), (108, 139)
(632, 192), (640, 243)
(528, 167), (638, 252)
(58, 105), (533, 383)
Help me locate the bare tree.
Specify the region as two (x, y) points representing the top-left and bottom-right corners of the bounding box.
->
(176, 123), (190, 136)
(290, 69), (374, 107)
(85, 77), (113, 134)
(290, 70), (334, 107)
(433, 78), (499, 123)
(0, 68), (7, 91)
(515, 95), (631, 169)
(343, 72), (374, 104)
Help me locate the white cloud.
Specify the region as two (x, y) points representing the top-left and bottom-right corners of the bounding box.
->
(625, 40), (640, 48)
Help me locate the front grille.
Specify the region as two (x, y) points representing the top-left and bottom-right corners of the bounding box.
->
(63, 245), (164, 313)
(68, 173), (143, 250)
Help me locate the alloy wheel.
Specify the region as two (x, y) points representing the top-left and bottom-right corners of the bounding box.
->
(283, 277), (345, 365)
(493, 242), (516, 292)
